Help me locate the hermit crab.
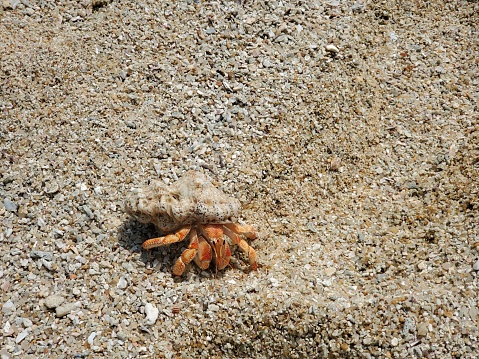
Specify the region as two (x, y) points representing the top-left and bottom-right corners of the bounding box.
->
(125, 171), (258, 276)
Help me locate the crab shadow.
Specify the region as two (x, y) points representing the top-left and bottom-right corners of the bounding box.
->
(117, 218), (235, 280)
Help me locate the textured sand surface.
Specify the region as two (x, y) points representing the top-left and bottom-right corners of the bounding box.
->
(1, 0), (478, 357)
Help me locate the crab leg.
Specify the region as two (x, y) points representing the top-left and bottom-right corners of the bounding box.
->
(172, 228), (204, 276)
(193, 234), (213, 270)
(200, 224), (231, 271)
(142, 225), (192, 250)
(223, 225), (258, 271)
(224, 223), (257, 240)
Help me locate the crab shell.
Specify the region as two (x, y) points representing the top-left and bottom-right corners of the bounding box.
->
(124, 171), (241, 232)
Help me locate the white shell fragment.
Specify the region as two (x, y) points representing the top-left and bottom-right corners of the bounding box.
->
(16, 329), (29, 344)
(325, 44), (339, 53)
(117, 276), (128, 289)
(87, 331), (97, 345)
(144, 303), (159, 326)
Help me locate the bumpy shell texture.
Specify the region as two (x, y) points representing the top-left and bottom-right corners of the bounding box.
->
(125, 171), (241, 232)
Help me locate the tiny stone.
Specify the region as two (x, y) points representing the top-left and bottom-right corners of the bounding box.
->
(325, 44), (339, 53)
(144, 303), (159, 325)
(44, 182), (59, 194)
(42, 258), (55, 271)
(22, 318), (33, 327)
(412, 347), (422, 358)
(417, 261), (427, 270)
(391, 337), (399, 346)
(269, 277), (279, 287)
(205, 27), (216, 34)
(3, 198), (17, 212)
(87, 332), (96, 345)
(324, 267), (336, 276)
(2, 0), (14, 10)
(417, 322), (428, 336)
(55, 303), (77, 317)
(15, 329), (28, 344)
(306, 222), (318, 233)
(472, 260), (479, 271)
(402, 317), (416, 334)
(3, 321), (13, 336)
(2, 299), (15, 312)
(117, 276), (128, 289)
(30, 250), (53, 261)
(2, 175), (14, 185)
(1, 280), (11, 291)
(82, 205), (94, 219)
(441, 262), (453, 270)
(45, 295), (65, 309)
(125, 121), (137, 129)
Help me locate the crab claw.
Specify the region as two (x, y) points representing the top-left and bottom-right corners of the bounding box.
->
(200, 224), (231, 271)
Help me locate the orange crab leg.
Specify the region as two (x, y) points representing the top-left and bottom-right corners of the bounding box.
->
(224, 223), (257, 240)
(142, 225), (192, 250)
(223, 225), (258, 271)
(200, 224), (231, 271)
(172, 228), (203, 276)
(193, 234), (213, 270)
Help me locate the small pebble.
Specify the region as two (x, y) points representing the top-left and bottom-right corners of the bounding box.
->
(417, 322), (428, 336)
(125, 121), (137, 129)
(3, 198), (17, 212)
(82, 205), (94, 219)
(144, 303), (159, 325)
(117, 276), (128, 289)
(3, 321), (14, 336)
(322, 279), (332, 287)
(30, 251), (53, 261)
(87, 332), (97, 345)
(45, 295), (65, 309)
(56, 303), (77, 317)
(15, 329), (29, 344)
(1, 280), (11, 291)
(417, 261), (427, 270)
(269, 277), (279, 287)
(324, 267), (336, 276)
(22, 318), (33, 327)
(2, 299), (15, 313)
(472, 260), (479, 271)
(306, 222), (318, 233)
(5, 227), (12, 238)
(325, 44), (339, 53)
(391, 337), (399, 346)
(44, 182), (59, 194)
